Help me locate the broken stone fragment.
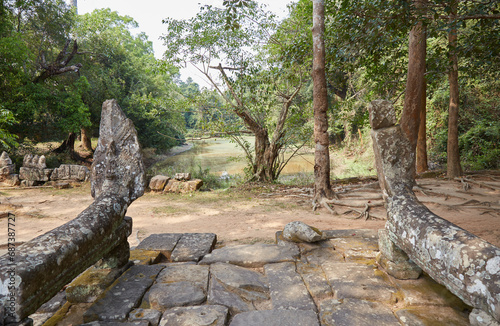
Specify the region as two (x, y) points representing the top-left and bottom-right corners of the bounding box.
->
(149, 175), (170, 192)
(163, 179), (203, 193)
(51, 164), (90, 182)
(174, 172), (191, 181)
(0, 151), (12, 166)
(282, 221), (323, 243)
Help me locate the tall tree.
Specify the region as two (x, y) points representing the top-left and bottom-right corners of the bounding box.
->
(446, 0), (462, 178)
(312, 0), (334, 202)
(163, 2), (310, 182)
(400, 0), (427, 177)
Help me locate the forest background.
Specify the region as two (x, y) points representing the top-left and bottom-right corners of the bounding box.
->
(0, 0), (498, 185)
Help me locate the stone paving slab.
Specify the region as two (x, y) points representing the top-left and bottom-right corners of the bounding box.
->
(156, 263), (209, 292)
(207, 275), (256, 314)
(395, 306), (470, 326)
(322, 262), (397, 302)
(83, 265), (164, 323)
(135, 233), (182, 258)
(319, 298), (401, 326)
(159, 305), (229, 326)
(145, 281), (206, 312)
(229, 309), (320, 326)
(171, 233), (217, 262)
(322, 229), (379, 239)
(296, 262), (333, 302)
(265, 262), (317, 311)
(129, 308), (162, 326)
(199, 244), (299, 267)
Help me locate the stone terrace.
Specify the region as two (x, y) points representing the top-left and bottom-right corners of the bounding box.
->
(32, 230), (472, 326)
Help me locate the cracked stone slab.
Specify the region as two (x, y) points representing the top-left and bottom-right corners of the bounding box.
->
(322, 262), (396, 302)
(210, 263), (268, 294)
(171, 233), (217, 262)
(83, 265), (164, 323)
(135, 234), (182, 259)
(229, 309), (320, 326)
(265, 262), (316, 311)
(393, 274), (469, 307)
(301, 247), (344, 266)
(145, 282), (206, 312)
(297, 262), (333, 302)
(199, 244), (299, 268)
(207, 275), (255, 314)
(159, 305), (229, 326)
(129, 309), (162, 326)
(396, 306), (470, 326)
(156, 264), (209, 293)
(320, 298), (400, 326)
(328, 236), (379, 252)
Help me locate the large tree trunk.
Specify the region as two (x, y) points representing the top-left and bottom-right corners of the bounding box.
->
(53, 132), (76, 154)
(312, 0), (334, 200)
(447, 0), (463, 178)
(416, 79), (428, 173)
(400, 0), (427, 152)
(81, 128), (93, 151)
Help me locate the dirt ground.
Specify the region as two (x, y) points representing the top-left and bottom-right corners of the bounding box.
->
(0, 174), (499, 255)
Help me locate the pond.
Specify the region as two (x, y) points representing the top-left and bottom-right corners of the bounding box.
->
(155, 137), (316, 178)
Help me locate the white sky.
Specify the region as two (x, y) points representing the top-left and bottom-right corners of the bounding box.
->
(73, 0), (295, 86)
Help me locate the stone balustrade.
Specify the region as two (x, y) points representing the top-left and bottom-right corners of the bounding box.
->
(0, 100), (145, 325)
(369, 100), (500, 323)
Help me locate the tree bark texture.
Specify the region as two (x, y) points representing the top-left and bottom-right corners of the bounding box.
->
(447, 0), (463, 178)
(53, 132), (76, 154)
(400, 0), (427, 152)
(312, 0), (333, 200)
(81, 128), (93, 151)
(416, 80), (428, 172)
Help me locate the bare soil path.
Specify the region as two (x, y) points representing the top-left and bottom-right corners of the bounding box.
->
(1, 175), (499, 255)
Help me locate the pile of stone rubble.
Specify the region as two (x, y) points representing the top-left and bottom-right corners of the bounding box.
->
(0, 151), (89, 187)
(149, 173), (203, 193)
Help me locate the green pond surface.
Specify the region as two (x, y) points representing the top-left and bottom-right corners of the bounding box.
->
(157, 137), (315, 177)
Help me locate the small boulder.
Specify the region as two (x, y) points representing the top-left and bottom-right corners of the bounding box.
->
(149, 175), (170, 192)
(175, 173), (191, 181)
(282, 221), (323, 243)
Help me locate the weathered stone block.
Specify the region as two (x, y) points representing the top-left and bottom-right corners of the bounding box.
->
(163, 179), (203, 193)
(149, 175), (170, 192)
(0, 174), (20, 186)
(396, 306), (470, 326)
(129, 308), (162, 326)
(136, 233), (182, 259)
(159, 305), (229, 326)
(322, 262), (397, 303)
(378, 229), (409, 263)
(265, 262), (316, 311)
(470, 308), (500, 326)
(174, 173), (191, 181)
(376, 252), (422, 280)
(157, 264), (209, 292)
(51, 164), (90, 182)
(171, 233), (217, 262)
(320, 298), (400, 326)
(65, 266), (126, 303)
(200, 244), (299, 268)
(229, 309), (320, 326)
(209, 263), (269, 306)
(19, 167), (53, 182)
(129, 249), (162, 265)
(146, 282), (206, 312)
(282, 221), (323, 243)
(297, 262), (333, 301)
(368, 99), (397, 130)
(83, 265), (164, 322)
(207, 275), (255, 314)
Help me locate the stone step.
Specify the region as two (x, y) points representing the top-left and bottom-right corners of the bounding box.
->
(199, 243), (299, 267)
(83, 265), (164, 323)
(159, 305), (229, 326)
(229, 309), (320, 326)
(264, 262), (317, 311)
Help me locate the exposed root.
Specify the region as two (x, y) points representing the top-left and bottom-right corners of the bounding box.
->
(321, 198), (385, 208)
(343, 204), (386, 220)
(455, 177), (500, 191)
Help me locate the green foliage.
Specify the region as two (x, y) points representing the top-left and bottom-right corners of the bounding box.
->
(73, 9), (185, 151)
